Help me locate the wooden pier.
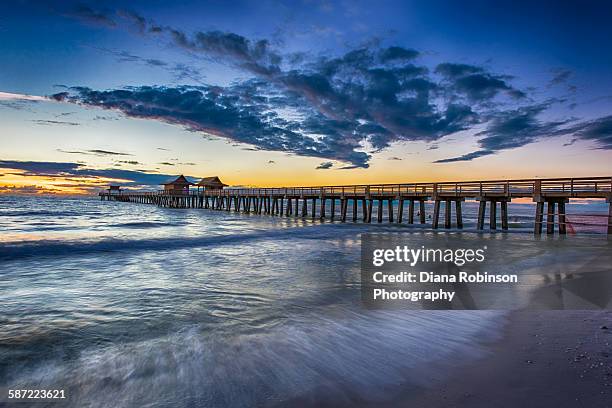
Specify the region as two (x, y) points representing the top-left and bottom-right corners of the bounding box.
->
(100, 176), (612, 235)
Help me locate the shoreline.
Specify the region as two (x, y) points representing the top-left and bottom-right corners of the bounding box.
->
(404, 310), (612, 407)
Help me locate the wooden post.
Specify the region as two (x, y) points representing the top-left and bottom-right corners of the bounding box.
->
(490, 201), (497, 230)
(362, 199), (368, 221)
(388, 199), (394, 222)
(501, 201), (508, 231)
(432, 200), (441, 229)
(408, 200), (414, 224)
(419, 200), (426, 224)
(302, 198), (307, 217)
(533, 201), (544, 235)
(377, 199), (383, 223)
(367, 199), (373, 223)
(546, 201), (555, 234)
(320, 198), (326, 219)
(444, 200), (451, 229)
(558, 200), (566, 235)
(477, 201), (486, 230)
(280, 198), (284, 216)
(341, 199), (348, 222)
(455, 200), (463, 229)
(330, 199), (335, 220)
(353, 198), (358, 222)
(608, 199), (612, 235)
(397, 199), (404, 223)
(286, 198), (292, 216)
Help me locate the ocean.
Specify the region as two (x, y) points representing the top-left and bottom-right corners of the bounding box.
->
(0, 195), (608, 407)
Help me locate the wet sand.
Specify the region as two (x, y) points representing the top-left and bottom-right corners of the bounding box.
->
(406, 310), (612, 408)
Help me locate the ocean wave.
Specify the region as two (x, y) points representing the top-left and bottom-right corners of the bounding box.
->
(108, 221), (186, 229)
(0, 224), (358, 262)
(1, 310), (503, 407)
(0, 210), (97, 217)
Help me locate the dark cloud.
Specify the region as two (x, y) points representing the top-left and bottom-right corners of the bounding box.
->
(379, 46), (419, 62)
(388, 156), (402, 160)
(0, 184), (59, 195)
(159, 162), (175, 166)
(316, 161), (334, 169)
(116, 160), (141, 165)
(0, 159), (188, 187)
(435, 104), (573, 163)
(31, 119), (80, 126)
(88, 149), (131, 156)
(52, 41), (497, 168)
(52, 85), (371, 167)
(433, 150), (495, 163)
(117, 9), (147, 33)
(549, 68), (572, 86)
(56, 149), (131, 156)
(0, 160), (82, 175)
(435, 63), (484, 78)
(164, 29), (282, 76)
(93, 115), (119, 121)
(64, 4), (116, 28)
(57, 149), (84, 154)
(563, 138), (578, 147)
(570, 115), (612, 149)
(436, 63), (525, 101)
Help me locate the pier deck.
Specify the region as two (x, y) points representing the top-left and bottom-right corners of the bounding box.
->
(100, 176), (612, 235)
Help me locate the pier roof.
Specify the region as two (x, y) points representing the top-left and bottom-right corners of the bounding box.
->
(161, 175), (194, 185)
(196, 176), (227, 187)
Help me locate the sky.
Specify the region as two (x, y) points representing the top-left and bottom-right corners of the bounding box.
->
(1, 0), (611, 194)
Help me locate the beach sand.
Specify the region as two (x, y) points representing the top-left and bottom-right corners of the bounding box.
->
(405, 310), (612, 408)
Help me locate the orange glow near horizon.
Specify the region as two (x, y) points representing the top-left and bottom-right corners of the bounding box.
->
(0, 169), (134, 195)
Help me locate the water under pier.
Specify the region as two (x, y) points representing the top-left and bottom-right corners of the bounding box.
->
(100, 177), (612, 235)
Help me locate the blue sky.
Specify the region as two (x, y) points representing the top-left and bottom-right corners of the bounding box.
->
(1, 0), (611, 193)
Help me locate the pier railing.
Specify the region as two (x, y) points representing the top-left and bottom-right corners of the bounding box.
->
(109, 177), (611, 199)
(194, 176), (611, 198)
